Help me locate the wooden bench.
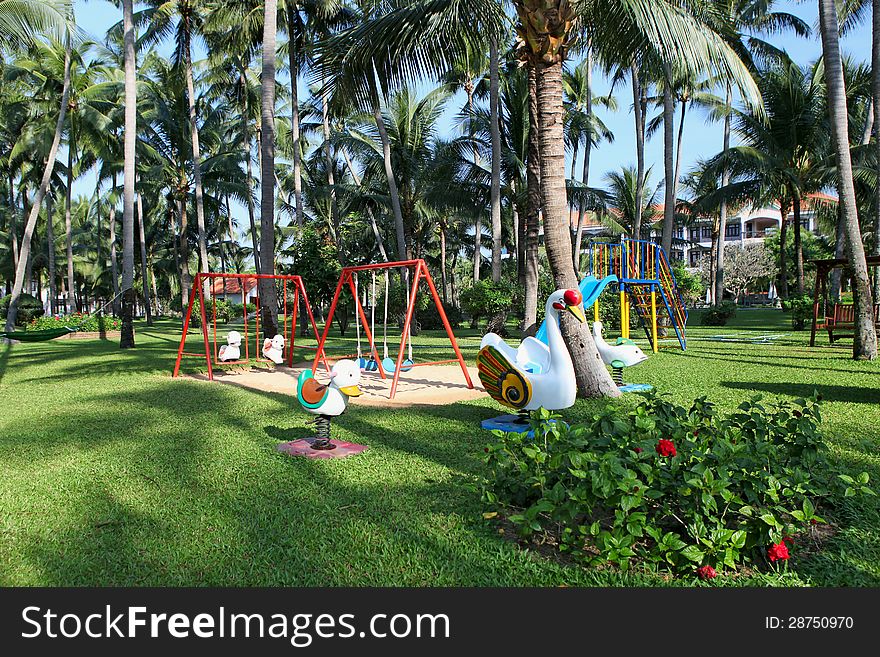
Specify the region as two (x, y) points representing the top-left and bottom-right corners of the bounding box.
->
(823, 304), (880, 343)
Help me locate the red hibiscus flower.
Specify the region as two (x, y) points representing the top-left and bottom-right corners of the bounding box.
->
(767, 542), (790, 562)
(696, 565), (717, 580)
(655, 439), (676, 458)
(633, 447), (643, 454)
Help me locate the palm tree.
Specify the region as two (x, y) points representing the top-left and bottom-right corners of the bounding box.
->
(564, 55), (614, 270)
(488, 36), (502, 282)
(140, 0), (212, 281)
(708, 60), (825, 299)
(819, 0), (877, 359)
(604, 166), (660, 236)
(259, 0), (280, 336)
(119, 0), (138, 349)
(3, 4), (72, 333)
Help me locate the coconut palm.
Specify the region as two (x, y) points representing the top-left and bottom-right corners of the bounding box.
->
(258, 0), (280, 336)
(3, 4), (73, 333)
(819, 0), (877, 359)
(119, 0), (137, 344)
(139, 0), (213, 283)
(707, 60), (826, 299)
(564, 55), (615, 270)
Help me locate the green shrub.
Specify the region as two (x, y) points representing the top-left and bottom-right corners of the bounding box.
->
(461, 279), (514, 328)
(229, 302), (257, 319)
(28, 313), (121, 332)
(781, 295), (813, 330)
(0, 293), (45, 326)
(701, 301), (737, 326)
(418, 302), (464, 330)
(482, 393), (873, 577)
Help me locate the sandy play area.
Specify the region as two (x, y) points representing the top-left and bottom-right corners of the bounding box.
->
(186, 363), (487, 407)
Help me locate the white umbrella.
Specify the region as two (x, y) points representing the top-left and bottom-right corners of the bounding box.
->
(768, 280), (777, 300)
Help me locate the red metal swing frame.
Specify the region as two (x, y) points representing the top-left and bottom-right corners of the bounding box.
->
(312, 259), (474, 399)
(172, 272), (326, 380)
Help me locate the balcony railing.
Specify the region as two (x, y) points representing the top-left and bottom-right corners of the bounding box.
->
(745, 230), (769, 239)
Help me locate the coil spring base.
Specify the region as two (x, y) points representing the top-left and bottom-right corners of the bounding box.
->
(613, 367), (624, 386)
(309, 415), (337, 451)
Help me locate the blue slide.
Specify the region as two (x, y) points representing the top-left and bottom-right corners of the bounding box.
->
(535, 274), (618, 344)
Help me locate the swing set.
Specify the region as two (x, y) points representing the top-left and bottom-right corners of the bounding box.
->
(172, 272), (325, 380)
(312, 259), (473, 399)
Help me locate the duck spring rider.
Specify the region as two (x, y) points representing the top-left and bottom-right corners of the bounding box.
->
(592, 321), (650, 390)
(291, 359), (365, 454)
(478, 288), (584, 430)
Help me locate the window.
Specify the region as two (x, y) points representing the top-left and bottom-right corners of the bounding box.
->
(689, 228), (700, 242)
(671, 250), (684, 261)
(675, 227), (684, 240)
(689, 250), (702, 267)
(701, 226), (712, 239)
(725, 224), (741, 239)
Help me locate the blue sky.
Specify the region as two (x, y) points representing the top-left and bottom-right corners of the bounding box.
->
(71, 1), (870, 223)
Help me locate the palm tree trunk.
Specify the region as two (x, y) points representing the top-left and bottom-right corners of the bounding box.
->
(240, 81), (261, 275)
(321, 85), (340, 253)
(573, 53), (592, 273)
(177, 198), (191, 312)
(109, 173), (119, 317)
(830, 202), (845, 302)
(440, 224), (448, 303)
(286, 4), (303, 228)
(4, 35), (71, 333)
(871, 0), (880, 298)
(137, 190), (152, 325)
(489, 37), (502, 283)
(778, 197), (789, 299)
(661, 77), (675, 254)
(65, 142), (75, 314)
(258, 0), (279, 338)
(373, 98), (406, 261)
(524, 63), (541, 332)
(631, 65), (645, 239)
(792, 189), (805, 296)
(120, 0), (137, 348)
(535, 58), (619, 398)
(468, 86), (481, 282)
(46, 192), (56, 315)
(715, 85), (731, 306)
(184, 30), (210, 279)
(819, 0), (877, 359)
(672, 98), (686, 211)
(8, 173), (18, 271)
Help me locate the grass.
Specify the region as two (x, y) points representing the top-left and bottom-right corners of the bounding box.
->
(0, 307), (878, 586)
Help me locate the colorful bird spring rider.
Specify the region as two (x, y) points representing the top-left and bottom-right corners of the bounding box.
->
(592, 321), (651, 392)
(477, 288), (585, 433)
(262, 334), (286, 364)
(218, 330), (242, 362)
(276, 359), (369, 459)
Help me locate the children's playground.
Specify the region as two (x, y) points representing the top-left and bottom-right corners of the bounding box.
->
(2, 242), (879, 587)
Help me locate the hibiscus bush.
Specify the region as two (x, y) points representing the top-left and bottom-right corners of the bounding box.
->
(481, 393), (873, 578)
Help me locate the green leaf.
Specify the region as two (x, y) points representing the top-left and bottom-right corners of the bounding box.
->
(680, 545), (705, 563)
(731, 530), (747, 549)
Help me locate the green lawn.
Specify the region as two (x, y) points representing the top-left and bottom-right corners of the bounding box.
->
(1, 308), (878, 586)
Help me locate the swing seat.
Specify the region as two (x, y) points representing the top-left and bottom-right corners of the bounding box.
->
(382, 357), (414, 373)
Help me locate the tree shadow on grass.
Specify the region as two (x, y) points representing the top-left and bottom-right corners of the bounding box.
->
(7, 379), (617, 586)
(721, 381), (880, 404)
